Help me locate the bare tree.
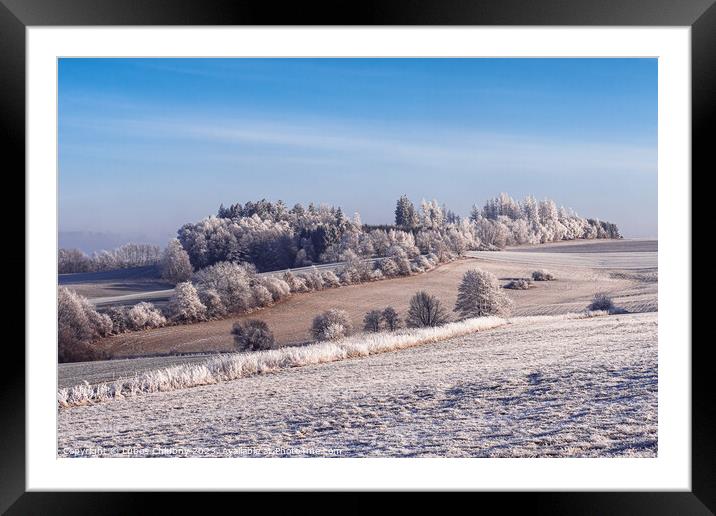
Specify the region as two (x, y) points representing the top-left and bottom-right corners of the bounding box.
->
(363, 310), (382, 332)
(381, 306), (401, 331)
(311, 309), (353, 341)
(232, 319), (276, 351)
(406, 291), (449, 328)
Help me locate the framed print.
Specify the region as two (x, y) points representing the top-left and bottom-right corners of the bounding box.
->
(2, 0), (711, 512)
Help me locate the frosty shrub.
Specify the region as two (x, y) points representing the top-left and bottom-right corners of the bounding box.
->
(160, 238), (193, 284)
(379, 257), (400, 278)
(337, 267), (358, 285)
(231, 319), (276, 351)
(415, 255), (433, 271)
(406, 291), (449, 328)
(168, 282), (207, 323)
(302, 267), (325, 291)
(283, 270), (310, 293)
(338, 249), (373, 283)
(251, 284), (274, 308)
(194, 261), (256, 312)
(532, 270), (556, 281)
(105, 306), (130, 334)
(588, 293), (615, 312)
(388, 247), (412, 276)
(455, 269), (514, 318)
(382, 306), (401, 331)
(198, 288), (227, 319)
(259, 276), (291, 302)
(363, 310), (383, 332)
(322, 323), (347, 341)
(504, 278), (531, 290)
(58, 287), (112, 362)
(321, 270), (341, 288)
(126, 302), (167, 331)
(311, 309), (353, 341)
(369, 268), (384, 281)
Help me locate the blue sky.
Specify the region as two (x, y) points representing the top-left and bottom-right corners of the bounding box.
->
(59, 58), (657, 251)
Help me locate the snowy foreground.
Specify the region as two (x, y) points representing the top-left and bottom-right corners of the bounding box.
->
(58, 312), (657, 458)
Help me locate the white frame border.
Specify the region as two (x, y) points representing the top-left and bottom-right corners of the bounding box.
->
(27, 27), (690, 491)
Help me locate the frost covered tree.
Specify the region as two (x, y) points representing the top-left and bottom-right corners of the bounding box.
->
(381, 306), (401, 331)
(198, 288), (227, 319)
(160, 239), (193, 284)
(363, 310), (382, 332)
(193, 261), (256, 312)
(282, 270), (309, 293)
(231, 319), (276, 351)
(420, 199), (445, 229)
(126, 302), (167, 330)
(58, 287), (112, 362)
(337, 249), (372, 284)
(311, 309), (353, 341)
(454, 269), (513, 319)
(406, 291), (449, 328)
(394, 195), (418, 229)
(168, 282), (207, 323)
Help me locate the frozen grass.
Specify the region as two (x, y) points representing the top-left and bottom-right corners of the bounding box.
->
(58, 311), (606, 409)
(58, 311), (653, 458)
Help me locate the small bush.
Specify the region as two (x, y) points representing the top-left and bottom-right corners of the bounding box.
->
(532, 270), (556, 281)
(504, 278), (531, 290)
(363, 310), (382, 332)
(382, 306), (401, 331)
(379, 258), (400, 277)
(415, 255), (433, 271)
(321, 323), (347, 341)
(126, 302), (166, 331)
(105, 306), (130, 334)
(312, 309), (353, 341)
(259, 277), (291, 302)
(587, 293), (627, 314)
(168, 282), (207, 323)
(58, 287), (113, 362)
(231, 319), (276, 351)
(302, 267), (325, 291)
(321, 270), (341, 288)
(251, 284), (274, 308)
(407, 291), (449, 328)
(198, 288), (227, 318)
(368, 268), (384, 281)
(283, 270), (310, 293)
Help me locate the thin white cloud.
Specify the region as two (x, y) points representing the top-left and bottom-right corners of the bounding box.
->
(61, 112), (656, 176)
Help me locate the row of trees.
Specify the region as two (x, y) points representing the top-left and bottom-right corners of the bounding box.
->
(176, 194), (619, 274)
(230, 267), (514, 352)
(58, 246), (453, 361)
(58, 243), (162, 274)
(469, 193), (621, 244)
(59, 194), (618, 278)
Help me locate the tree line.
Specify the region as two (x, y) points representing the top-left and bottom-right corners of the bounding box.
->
(58, 243), (161, 274)
(177, 193), (619, 274)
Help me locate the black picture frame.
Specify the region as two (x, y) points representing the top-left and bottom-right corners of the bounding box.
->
(2, 0), (709, 512)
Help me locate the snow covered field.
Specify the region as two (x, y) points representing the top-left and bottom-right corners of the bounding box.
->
(58, 312), (657, 458)
(57, 239), (658, 458)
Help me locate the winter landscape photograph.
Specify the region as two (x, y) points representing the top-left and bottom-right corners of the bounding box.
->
(57, 58), (657, 458)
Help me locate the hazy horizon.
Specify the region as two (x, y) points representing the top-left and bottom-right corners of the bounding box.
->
(59, 58), (657, 253)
